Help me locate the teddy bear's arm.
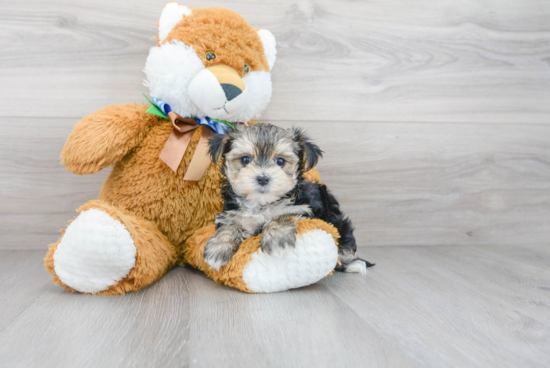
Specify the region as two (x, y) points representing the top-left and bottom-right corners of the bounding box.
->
(61, 103), (158, 175)
(303, 168), (321, 183)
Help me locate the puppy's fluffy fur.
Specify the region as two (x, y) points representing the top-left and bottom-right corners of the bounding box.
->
(204, 123), (375, 272)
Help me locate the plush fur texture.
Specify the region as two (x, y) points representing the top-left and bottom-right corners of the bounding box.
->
(257, 29), (277, 70)
(161, 7), (270, 73)
(46, 200), (177, 295)
(205, 123), (374, 272)
(46, 101), (326, 294)
(45, 4), (334, 294)
(53, 208), (137, 293)
(144, 6), (274, 122)
(242, 229), (338, 293)
(184, 219), (340, 293)
(60, 103), (159, 175)
(59, 103), (223, 257)
(158, 3), (192, 42)
(204, 124), (313, 268)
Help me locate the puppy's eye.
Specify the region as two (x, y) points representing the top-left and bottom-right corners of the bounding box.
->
(275, 157), (285, 167)
(244, 64), (250, 75)
(241, 156), (252, 166)
(205, 51), (216, 61)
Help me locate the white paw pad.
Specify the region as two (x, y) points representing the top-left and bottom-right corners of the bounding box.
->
(53, 209), (136, 294)
(242, 229), (338, 293)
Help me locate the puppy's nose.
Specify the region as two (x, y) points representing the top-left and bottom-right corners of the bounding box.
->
(221, 84), (242, 101)
(256, 175), (270, 186)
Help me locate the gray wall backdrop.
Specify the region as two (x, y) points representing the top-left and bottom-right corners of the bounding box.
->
(1, 0), (549, 249)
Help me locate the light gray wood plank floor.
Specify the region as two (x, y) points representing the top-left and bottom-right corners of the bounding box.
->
(1, 246), (549, 368)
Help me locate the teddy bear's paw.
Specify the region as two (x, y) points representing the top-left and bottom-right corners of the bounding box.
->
(53, 209), (136, 294)
(242, 229), (338, 293)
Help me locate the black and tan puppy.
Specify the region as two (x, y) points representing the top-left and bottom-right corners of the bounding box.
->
(204, 123), (374, 273)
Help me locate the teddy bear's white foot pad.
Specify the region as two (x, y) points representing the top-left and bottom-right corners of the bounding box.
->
(53, 209), (136, 294)
(242, 229), (338, 293)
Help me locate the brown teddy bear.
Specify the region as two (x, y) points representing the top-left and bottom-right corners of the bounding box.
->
(45, 3), (346, 294)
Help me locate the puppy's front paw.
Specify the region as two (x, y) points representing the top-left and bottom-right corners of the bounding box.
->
(204, 236), (238, 271)
(261, 221), (297, 256)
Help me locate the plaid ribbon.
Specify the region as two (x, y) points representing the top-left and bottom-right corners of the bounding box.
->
(150, 97), (232, 134)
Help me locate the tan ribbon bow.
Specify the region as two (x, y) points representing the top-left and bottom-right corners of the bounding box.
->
(159, 112), (212, 180)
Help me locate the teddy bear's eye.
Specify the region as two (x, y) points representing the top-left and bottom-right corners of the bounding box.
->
(241, 156), (252, 166)
(205, 51), (216, 61)
(244, 64), (250, 75)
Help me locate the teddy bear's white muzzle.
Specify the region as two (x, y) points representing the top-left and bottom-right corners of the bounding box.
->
(188, 68), (249, 120)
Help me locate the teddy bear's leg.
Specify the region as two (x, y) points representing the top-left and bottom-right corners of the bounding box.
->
(184, 219), (340, 293)
(45, 200), (176, 295)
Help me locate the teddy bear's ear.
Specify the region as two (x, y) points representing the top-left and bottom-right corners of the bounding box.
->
(258, 29), (277, 70)
(158, 3), (192, 42)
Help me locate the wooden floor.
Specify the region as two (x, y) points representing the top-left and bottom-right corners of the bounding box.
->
(1, 245), (549, 368)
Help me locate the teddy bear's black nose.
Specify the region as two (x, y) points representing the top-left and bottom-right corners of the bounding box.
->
(221, 83), (242, 101)
(256, 175), (270, 186)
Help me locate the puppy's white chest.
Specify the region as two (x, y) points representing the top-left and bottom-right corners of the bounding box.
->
(230, 200), (311, 235)
(233, 206), (275, 234)
(237, 213), (269, 234)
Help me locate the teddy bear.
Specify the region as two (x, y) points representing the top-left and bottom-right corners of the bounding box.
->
(44, 3), (348, 295)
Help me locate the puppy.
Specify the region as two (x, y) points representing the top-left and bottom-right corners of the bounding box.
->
(204, 123), (375, 273)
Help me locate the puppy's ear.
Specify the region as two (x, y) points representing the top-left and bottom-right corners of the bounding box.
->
(292, 127), (323, 171)
(208, 133), (231, 163)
